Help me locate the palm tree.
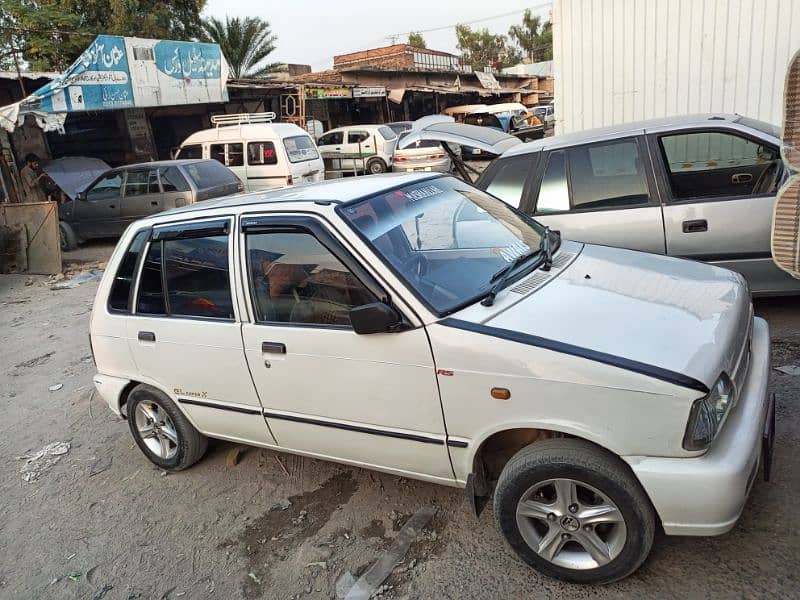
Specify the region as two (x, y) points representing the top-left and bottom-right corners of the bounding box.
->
(201, 16), (283, 79)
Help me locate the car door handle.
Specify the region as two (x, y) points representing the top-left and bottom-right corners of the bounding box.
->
(731, 173), (753, 184)
(682, 219), (708, 233)
(151, 201), (158, 206)
(109, 204), (116, 209)
(261, 341), (286, 354)
(138, 331), (156, 342)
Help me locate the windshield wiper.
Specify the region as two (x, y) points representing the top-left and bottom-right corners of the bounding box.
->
(481, 249), (539, 306)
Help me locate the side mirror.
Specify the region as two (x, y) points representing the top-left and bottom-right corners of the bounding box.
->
(349, 302), (402, 335)
(76, 191), (87, 201)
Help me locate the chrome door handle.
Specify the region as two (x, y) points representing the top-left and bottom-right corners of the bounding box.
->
(731, 173), (753, 184)
(261, 341), (286, 354)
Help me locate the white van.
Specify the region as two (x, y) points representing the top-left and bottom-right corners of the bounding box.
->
(177, 113), (324, 192)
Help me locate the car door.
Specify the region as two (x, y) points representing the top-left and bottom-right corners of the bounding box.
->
(648, 127), (798, 294)
(526, 136), (666, 255)
(238, 214), (454, 483)
(210, 142), (246, 184)
(317, 130), (345, 171)
(158, 165), (193, 208)
(343, 129), (372, 171)
(127, 217), (275, 446)
(245, 140), (285, 191)
(74, 171), (123, 238)
(121, 168), (162, 223)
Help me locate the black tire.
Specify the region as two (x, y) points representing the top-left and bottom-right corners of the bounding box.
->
(366, 158), (387, 174)
(127, 385), (208, 471)
(494, 438), (656, 585)
(59, 221), (78, 252)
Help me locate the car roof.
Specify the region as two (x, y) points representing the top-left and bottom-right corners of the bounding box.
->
(182, 123), (308, 144)
(324, 124), (388, 133)
(112, 159), (208, 171)
(502, 113), (746, 157)
(149, 172), (443, 220)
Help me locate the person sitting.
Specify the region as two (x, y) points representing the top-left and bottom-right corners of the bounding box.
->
(255, 259), (310, 322)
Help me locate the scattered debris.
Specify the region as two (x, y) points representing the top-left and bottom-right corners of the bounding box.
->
(292, 510), (308, 525)
(49, 269), (103, 290)
(275, 455), (290, 477)
(48, 383), (63, 392)
(91, 584), (113, 600)
(68, 573), (81, 582)
(25, 277), (34, 286)
(14, 351), (55, 369)
(226, 446), (246, 467)
(307, 561), (327, 569)
(775, 365), (800, 376)
(66, 553), (76, 560)
(18, 441), (71, 482)
(89, 456), (113, 477)
(247, 572), (261, 585)
(338, 507), (436, 600)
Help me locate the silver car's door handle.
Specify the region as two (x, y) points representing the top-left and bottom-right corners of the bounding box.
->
(682, 219), (708, 233)
(731, 172), (753, 184)
(261, 341), (286, 354)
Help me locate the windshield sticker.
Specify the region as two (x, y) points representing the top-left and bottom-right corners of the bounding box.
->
(499, 240), (531, 262)
(395, 184), (445, 202)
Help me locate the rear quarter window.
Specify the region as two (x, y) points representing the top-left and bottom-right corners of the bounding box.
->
(378, 126), (397, 141)
(283, 135), (320, 163)
(108, 230), (149, 312)
(184, 160), (239, 190)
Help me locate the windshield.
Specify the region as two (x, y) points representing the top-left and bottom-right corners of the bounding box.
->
(339, 176), (545, 314)
(283, 135), (320, 163)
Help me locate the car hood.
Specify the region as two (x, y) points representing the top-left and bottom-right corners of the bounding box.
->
(42, 156), (111, 200)
(451, 242), (751, 390)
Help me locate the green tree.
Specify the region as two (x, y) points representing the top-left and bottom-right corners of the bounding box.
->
(508, 9), (553, 62)
(408, 31), (426, 49)
(201, 16), (281, 79)
(0, 0), (206, 73)
(455, 24), (519, 70)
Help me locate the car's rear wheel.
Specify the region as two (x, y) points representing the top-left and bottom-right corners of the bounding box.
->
(127, 385), (207, 471)
(59, 221), (78, 252)
(494, 438), (655, 584)
(367, 158), (387, 174)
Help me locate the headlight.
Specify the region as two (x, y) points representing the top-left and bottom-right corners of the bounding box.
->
(683, 374), (734, 451)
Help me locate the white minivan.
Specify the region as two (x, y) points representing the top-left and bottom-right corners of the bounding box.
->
(177, 113), (324, 192)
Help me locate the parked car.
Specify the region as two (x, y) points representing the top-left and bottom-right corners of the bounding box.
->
(533, 104), (555, 128)
(400, 114), (800, 295)
(42, 156), (110, 201)
(177, 113), (324, 192)
(316, 124), (399, 174)
(391, 133), (453, 173)
(58, 159), (242, 251)
(92, 172), (772, 585)
(464, 108), (544, 142)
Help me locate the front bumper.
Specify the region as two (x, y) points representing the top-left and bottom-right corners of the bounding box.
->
(625, 317), (772, 536)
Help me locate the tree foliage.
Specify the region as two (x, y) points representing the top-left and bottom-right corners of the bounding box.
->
(201, 16), (281, 79)
(408, 32), (426, 49)
(0, 0), (206, 72)
(455, 24), (520, 70)
(508, 9), (553, 62)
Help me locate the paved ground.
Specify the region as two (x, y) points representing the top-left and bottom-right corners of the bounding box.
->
(0, 240), (798, 599)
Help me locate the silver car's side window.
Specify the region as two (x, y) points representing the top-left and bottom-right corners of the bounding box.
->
(659, 131), (781, 200)
(567, 140), (650, 210)
(484, 155), (533, 207)
(537, 151), (570, 213)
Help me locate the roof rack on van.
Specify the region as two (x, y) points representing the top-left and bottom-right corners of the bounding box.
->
(210, 112), (277, 127)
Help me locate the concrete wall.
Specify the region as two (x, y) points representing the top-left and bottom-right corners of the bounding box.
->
(553, 0), (800, 133)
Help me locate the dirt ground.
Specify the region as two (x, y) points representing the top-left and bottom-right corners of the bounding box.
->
(1, 240), (798, 600)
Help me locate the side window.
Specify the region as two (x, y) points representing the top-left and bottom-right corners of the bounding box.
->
(247, 231), (376, 326)
(378, 126), (396, 141)
(227, 143), (244, 167)
(159, 166), (190, 192)
(148, 170), (160, 193)
(535, 151), (570, 213)
(124, 171), (149, 197)
(210, 144), (225, 164)
(164, 236), (234, 319)
(484, 155), (533, 207)
(136, 231), (234, 319)
(108, 230), (148, 312)
(247, 141), (278, 166)
(136, 241), (165, 314)
(348, 131), (370, 144)
(567, 139), (650, 210)
(179, 144), (203, 159)
(86, 173), (122, 201)
(318, 131), (343, 146)
(659, 131), (780, 199)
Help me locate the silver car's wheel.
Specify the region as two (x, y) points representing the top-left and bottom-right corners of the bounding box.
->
(134, 400), (179, 460)
(516, 478), (627, 570)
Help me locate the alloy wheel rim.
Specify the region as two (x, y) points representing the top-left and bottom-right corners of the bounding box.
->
(515, 478), (627, 570)
(134, 401), (179, 460)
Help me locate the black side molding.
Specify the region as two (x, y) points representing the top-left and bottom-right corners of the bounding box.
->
(177, 397), (262, 415)
(439, 318), (710, 393)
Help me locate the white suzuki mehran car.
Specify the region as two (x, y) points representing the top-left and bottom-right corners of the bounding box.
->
(91, 173), (774, 584)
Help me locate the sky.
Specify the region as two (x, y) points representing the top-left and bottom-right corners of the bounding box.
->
(204, 1), (553, 71)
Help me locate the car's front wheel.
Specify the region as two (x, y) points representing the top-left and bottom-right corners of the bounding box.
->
(494, 438), (655, 584)
(59, 221), (78, 252)
(127, 385), (208, 471)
